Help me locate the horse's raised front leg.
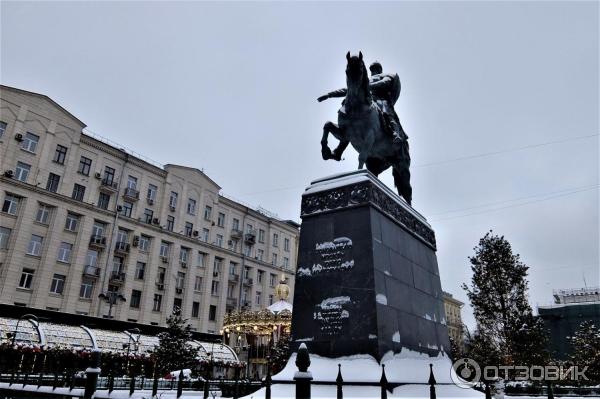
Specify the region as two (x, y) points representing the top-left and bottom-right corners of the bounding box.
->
(321, 121), (347, 161)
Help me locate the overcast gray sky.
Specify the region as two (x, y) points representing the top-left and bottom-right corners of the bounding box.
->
(2, 1), (598, 329)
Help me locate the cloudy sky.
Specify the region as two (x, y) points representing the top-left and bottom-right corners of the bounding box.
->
(2, 1), (598, 328)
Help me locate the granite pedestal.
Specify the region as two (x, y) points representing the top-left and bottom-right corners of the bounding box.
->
(290, 170), (450, 361)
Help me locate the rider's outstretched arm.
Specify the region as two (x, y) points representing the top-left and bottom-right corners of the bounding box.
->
(317, 88), (347, 102)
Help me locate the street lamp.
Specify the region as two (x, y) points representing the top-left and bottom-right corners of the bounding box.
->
(122, 328), (141, 373)
(6, 314), (38, 346)
(98, 291), (126, 319)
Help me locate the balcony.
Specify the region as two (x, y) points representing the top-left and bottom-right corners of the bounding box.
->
(175, 287), (184, 294)
(109, 272), (126, 284)
(100, 178), (118, 193)
(114, 241), (130, 255)
(155, 280), (165, 291)
(228, 274), (240, 283)
(123, 187), (140, 201)
(230, 229), (243, 240)
(242, 300), (252, 309)
(226, 297), (238, 308)
(180, 261), (188, 269)
(244, 230), (257, 246)
(89, 235), (107, 249)
(243, 278), (254, 287)
(83, 265), (100, 278)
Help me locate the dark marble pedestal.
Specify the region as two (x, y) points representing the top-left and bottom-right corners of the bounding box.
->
(290, 171), (450, 361)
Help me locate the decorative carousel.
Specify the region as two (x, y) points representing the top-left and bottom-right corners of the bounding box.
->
(221, 276), (292, 379)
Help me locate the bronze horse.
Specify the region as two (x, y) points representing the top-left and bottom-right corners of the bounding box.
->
(319, 52), (412, 205)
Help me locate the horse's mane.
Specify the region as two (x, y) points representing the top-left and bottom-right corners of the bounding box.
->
(359, 60), (373, 104)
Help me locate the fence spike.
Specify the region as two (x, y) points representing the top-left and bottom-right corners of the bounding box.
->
(337, 363), (343, 399)
(380, 364), (388, 399)
(265, 362), (272, 399)
(429, 364), (436, 399)
(177, 370), (184, 398)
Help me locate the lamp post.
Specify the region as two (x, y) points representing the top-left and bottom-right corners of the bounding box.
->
(7, 314), (38, 346)
(98, 291), (126, 319)
(122, 328), (141, 371)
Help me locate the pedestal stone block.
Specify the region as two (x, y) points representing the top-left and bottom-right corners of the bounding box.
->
(290, 171), (450, 361)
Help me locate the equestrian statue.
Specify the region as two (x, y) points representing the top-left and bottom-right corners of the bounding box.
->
(318, 51), (412, 205)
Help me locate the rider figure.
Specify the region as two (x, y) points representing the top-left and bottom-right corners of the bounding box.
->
(318, 61), (407, 147)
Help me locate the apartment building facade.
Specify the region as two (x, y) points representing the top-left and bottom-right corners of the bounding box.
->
(442, 291), (464, 348)
(0, 85), (299, 334)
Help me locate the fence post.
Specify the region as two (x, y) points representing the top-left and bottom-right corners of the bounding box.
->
(203, 376), (210, 399)
(69, 371), (76, 390)
(177, 370), (184, 398)
(484, 382), (491, 399)
(52, 371), (58, 390)
(428, 363), (436, 399)
(83, 350), (101, 399)
(380, 364), (388, 399)
(264, 363), (272, 399)
(547, 382), (554, 399)
(294, 343), (313, 399)
(336, 364), (343, 399)
(233, 368), (239, 399)
(108, 369), (114, 394)
(152, 372), (159, 398)
(129, 375), (136, 396)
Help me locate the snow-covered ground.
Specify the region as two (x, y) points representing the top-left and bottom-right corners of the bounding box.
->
(274, 350), (456, 384)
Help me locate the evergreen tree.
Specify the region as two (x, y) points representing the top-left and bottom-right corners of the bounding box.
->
(569, 321), (600, 384)
(153, 310), (200, 375)
(269, 334), (290, 375)
(462, 231), (549, 366)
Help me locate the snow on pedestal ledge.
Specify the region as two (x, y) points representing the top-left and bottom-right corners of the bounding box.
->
(272, 348), (456, 384)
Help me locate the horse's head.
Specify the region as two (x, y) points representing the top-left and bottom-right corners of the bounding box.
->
(345, 51), (371, 103)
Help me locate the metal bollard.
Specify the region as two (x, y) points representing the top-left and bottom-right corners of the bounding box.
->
(336, 364), (344, 399)
(84, 350), (101, 399)
(428, 364), (436, 399)
(294, 343), (313, 399)
(380, 364), (388, 399)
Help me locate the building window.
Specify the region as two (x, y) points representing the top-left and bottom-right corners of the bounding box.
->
(243, 245), (252, 257)
(0, 227), (11, 249)
(180, 247), (190, 265)
(256, 291), (262, 306)
(159, 241), (170, 258)
(27, 234), (43, 256)
(85, 249), (98, 267)
(50, 274), (66, 294)
(120, 201), (133, 217)
(284, 238), (290, 251)
(257, 249), (264, 261)
(54, 145), (68, 164)
(147, 184), (157, 202)
(173, 298), (182, 313)
(211, 281), (219, 296)
(65, 213), (79, 232)
(92, 221), (106, 238)
(192, 302), (200, 318)
(153, 294), (162, 312)
(157, 267), (166, 284)
(15, 161), (30, 182)
(194, 276), (203, 292)
(21, 132), (39, 153)
(215, 234), (223, 247)
(112, 256), (124, 273)
(166, 215), (174, 232)
(0, 121), (6, 138)
(270, 273), (277, 287)
(139, 235), (150, 252)
(258, 229), (265, 243)
(232, 218), (240, 231)
(217, 212), (225, 227)
(197, 251), (207, 267)
(127, 175), (137, 189)
(257, 270), (264, 283)
(144, 208), (153, 224)
(103, 166), (115, 184)
(130, 290), (142, 308)
(135, 262), (146, 280)
(78, 156), (92, 175)
(116, 229), (128, 244)
(176, 272), (185, 289)
(204, 205), (212, 220)
(80, 278), (94, 299)
(283, 257), (289, 269)
(72, 184), (86, 201)
(169, 192), (178, 209)
(273, 233), (279, 247)
(57, 242), (73, 263)
(35, 204), (52, 224)
(2, 194), (19, 215)
(208, 305), (217, 321)
(46, 173), (60, 193)
(272, 253), (278, 266)
(269, 294), (274, 305)
(229, 262), (237, 276)
(19, 268), (35, 289)
(213, 257), (223, 274)
(98, 192), (110, 210)
(202, 228), (210, 242)
(184, 222), (193, 237)
(187, 198), (196, 215)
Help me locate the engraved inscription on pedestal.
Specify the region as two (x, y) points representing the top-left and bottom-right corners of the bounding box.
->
(297, 237), (354, 277)
(314, 296), (352, 336)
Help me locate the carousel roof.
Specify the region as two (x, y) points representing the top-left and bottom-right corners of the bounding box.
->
(0, 317), (238, 363)
(267, 300), (293, 314)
